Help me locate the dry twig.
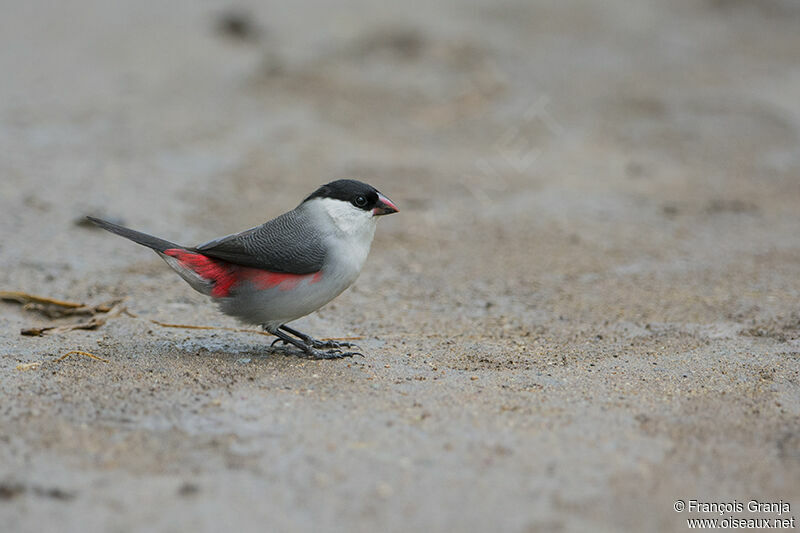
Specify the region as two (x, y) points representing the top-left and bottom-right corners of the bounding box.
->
(15, 362), (42, 371)
(0, 291), (83, 308)
(19, 302), (126, 337)
(54, 350), (110, 363)
(1, 291), (122, 319)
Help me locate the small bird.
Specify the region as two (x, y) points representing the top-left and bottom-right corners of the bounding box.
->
(88, 179), (398, 359)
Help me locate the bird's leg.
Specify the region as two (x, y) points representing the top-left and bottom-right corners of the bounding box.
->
(266, 326), (358, 360)
(266, 324), (292, 348)
(279, 324), (360, 351)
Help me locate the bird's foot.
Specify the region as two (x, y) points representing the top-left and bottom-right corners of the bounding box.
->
(272, 336), (360, 353)
(300, 347), (362, 360)
(309, 338), (360, 351)
(268, 326), (364, 359)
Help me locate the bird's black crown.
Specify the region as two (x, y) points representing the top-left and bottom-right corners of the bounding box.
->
(304, 179), (381, 211)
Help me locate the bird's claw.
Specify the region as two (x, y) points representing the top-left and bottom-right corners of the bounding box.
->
(269, 330), (364, 359)
(300, 348), (360, 360)
(310, 339), (360, 350)
(327, 348), (364, 358)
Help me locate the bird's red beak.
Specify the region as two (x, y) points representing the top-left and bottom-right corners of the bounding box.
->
(372, 194), (399, 216)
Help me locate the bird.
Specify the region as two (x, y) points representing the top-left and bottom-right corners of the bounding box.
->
(87, 179), (398, 359)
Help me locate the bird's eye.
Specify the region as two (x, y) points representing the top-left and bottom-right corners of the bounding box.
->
(353, 195), (367, 207)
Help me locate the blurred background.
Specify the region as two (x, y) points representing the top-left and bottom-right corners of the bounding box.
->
(1, 1), (799, 531)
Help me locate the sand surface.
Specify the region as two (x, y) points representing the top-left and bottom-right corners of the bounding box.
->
(1, 1), (799, 531)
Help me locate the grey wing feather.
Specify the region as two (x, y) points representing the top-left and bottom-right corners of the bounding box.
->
(194, 209), (326, 274)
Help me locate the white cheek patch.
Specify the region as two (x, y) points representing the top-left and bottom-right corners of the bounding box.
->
(316, 198), (376, 235)
(309, 197), (377, 274)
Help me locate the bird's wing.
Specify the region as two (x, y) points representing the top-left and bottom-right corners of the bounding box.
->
(194, 209), (327, 274)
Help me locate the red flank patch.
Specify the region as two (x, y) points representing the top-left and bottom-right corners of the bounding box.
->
(164, 249), (322, 297)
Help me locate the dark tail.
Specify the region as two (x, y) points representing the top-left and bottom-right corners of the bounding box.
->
(86, 216), (181, 253)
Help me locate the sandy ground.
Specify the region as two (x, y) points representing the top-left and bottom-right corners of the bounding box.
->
(1, 0), (800, 531)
